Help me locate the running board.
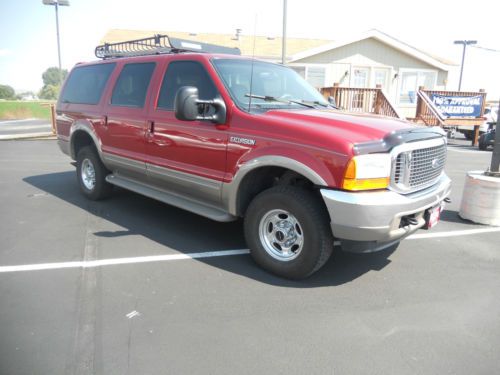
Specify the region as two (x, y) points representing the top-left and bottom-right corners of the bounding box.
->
(106, 174), (236, 222)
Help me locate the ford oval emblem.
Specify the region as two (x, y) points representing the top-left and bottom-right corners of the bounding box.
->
(431, 158), (440, 169)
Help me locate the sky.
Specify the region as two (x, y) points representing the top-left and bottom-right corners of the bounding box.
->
(0, 0), (499, 99)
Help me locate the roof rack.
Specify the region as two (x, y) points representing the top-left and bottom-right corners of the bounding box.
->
(95, 34), (241, 59)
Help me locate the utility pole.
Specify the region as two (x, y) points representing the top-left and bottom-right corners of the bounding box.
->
(454, 40), (477, 91)
(281, 0), (287, 65)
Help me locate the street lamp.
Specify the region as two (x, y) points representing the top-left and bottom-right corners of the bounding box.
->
(454, 40), (477, 91)
(42, 0), (70, 86)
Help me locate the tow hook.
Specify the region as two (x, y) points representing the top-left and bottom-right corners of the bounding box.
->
(402, 216), (419, 227)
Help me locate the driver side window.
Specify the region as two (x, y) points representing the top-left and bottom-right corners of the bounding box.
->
(157, 61), (217, 110)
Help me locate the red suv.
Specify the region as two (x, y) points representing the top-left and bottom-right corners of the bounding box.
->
(56, 35), (451, 279)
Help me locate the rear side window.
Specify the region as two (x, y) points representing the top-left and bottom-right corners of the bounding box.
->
(111, 63), (156, 108)
(60, 63), (115, 105)
(157, 61), (217, 110)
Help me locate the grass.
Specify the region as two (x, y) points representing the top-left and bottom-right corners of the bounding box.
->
(0, 100), (55, 120)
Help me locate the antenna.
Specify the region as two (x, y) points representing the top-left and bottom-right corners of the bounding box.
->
(248, 14), (258, 113)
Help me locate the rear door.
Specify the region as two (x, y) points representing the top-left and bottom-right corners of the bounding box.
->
(101, 61), (157, 181)
(145, 59), (228, 207)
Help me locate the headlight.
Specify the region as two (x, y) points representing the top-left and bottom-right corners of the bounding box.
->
(342, 154), (391, 191)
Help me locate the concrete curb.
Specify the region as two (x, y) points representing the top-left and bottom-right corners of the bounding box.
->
(0, 132), (56, 141)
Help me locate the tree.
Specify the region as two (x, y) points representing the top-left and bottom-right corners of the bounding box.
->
(0, 84), (15, 99)
(39, 67), (68, 100)
(38, 84), (59, 100)
(42, 67), (68, 86)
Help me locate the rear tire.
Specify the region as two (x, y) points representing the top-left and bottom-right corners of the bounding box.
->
(244, 185), (334, 279)
(76, 146), (113, 200)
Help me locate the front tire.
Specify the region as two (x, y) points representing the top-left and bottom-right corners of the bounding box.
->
(76, 146), (113, 200)
(244, 186), (334, 279)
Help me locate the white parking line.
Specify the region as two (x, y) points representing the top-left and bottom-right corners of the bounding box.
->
(447, 147), (490, 154)
(0, 249), (250, 273)
(0, 228), (499, 274)
(407, 226), (500, 240)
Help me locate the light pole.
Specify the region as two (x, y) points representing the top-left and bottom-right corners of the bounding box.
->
(454, 40), (477, 91)
(42, 0), (70, 86)
(281, 0), (287, 65)
(488, 100), (500, 176)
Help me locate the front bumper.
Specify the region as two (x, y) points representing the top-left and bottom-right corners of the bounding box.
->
(320, 174), (452, 252)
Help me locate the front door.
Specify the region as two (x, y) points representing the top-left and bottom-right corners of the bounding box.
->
(350, 67), (370, 111)
(373, 68), (390, 93)
(145, 60), (228, 207)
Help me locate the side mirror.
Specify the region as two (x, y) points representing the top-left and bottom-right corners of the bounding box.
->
(328, 96), (337, 107)
(174, 86), (227, 125)
(174, 86), (199, 121)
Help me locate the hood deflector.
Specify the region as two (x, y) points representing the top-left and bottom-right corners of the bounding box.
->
(353, 127), (446, 155)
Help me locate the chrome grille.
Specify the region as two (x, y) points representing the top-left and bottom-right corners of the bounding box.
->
(391, 140), (447, 193)
(394, 154), (404, 184)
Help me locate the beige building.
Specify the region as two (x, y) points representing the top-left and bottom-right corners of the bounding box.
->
(100, 29), (455, 117)
(288, 30), (455, 117)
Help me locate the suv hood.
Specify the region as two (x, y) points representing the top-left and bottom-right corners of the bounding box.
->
(264, 108), (412, 142)
(262, 108), (445, 154)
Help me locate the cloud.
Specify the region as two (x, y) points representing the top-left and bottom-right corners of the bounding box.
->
(0, 49), (12, 57)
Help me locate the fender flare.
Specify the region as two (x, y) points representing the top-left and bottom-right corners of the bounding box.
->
(221, 155), (328, 216)
(69, 120), (103, 160)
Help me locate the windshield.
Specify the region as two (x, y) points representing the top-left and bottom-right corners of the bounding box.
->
(212, 58), (329, 113)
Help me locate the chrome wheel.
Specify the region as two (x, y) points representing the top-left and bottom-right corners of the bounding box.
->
(81, 158), (96, 191)
(258, 209), (304, 261)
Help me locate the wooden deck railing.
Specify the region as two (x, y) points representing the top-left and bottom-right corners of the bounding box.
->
(321, 83), (402, 119)
(415, 90), (446, 127)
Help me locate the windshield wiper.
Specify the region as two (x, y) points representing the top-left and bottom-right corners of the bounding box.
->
(301, 100), (329, 108)
(301, 99), (340, 110)
(245, 94), (315, 109)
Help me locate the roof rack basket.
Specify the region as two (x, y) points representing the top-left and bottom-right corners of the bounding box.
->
(95, 34), (241, 59)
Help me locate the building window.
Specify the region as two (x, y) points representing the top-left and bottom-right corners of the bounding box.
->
(290, 65), (326, 88)
(399, 70), (437, 105)
(307, 67), (326, 88)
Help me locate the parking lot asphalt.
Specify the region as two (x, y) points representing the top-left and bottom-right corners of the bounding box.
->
(0, 139), (499, 375)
